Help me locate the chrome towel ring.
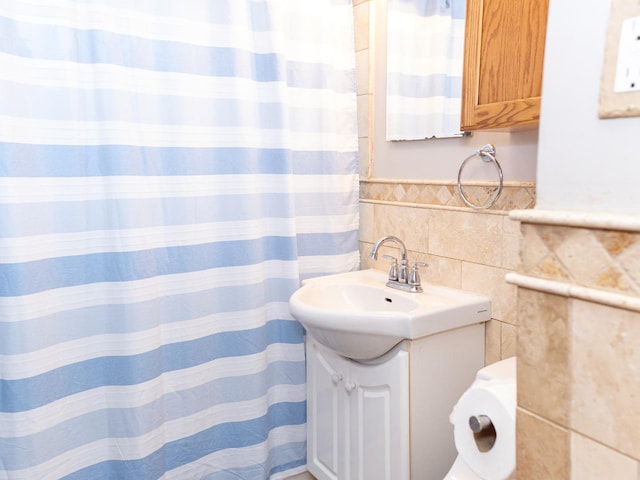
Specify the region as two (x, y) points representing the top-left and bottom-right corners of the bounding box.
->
(456, 144), (503, 209)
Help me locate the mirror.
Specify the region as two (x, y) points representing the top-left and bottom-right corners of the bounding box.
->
(386, 0), (466, 141)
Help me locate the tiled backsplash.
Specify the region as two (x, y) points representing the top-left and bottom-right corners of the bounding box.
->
(359, 179), (535, 364)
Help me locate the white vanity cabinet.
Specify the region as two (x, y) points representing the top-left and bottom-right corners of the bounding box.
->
(306, 322), (485, 480)
(306, 335), (410, 480)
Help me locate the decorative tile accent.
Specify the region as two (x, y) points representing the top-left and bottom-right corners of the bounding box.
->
(391, 183), (405, 202)
(521, 224), (640, 297)
(360, 180), (536, 211)
(514, 212), (640, 477)
(435, 185), (454, 205)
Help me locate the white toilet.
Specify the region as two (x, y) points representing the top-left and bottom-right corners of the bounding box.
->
(444, 357), (517, 480)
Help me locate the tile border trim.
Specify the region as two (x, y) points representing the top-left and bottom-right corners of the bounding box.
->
(360, 198), (509, 216)
(510, 209), (640, 232)
(363, 178), (536, 187)
(506, 272), (640, 313)
(360, 179), (536, 211)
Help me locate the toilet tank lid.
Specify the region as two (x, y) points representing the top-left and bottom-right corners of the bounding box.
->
(476, 356), (516, 382)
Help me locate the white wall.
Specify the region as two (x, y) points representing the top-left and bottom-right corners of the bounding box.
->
(370, 0), (538, 182)
(537, 0), (640, 214)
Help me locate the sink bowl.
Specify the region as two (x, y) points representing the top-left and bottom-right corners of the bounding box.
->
(289, 269), (491, 360)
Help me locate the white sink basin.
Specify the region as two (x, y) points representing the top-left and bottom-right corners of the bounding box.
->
(289, 269), (491, 360)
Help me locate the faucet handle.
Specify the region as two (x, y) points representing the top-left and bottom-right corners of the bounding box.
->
(409, 262), (428, 286)
(382, 255), (399, 281)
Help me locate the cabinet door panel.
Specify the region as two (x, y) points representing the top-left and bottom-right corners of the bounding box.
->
(461, 0), (549, 130)
(349, 351), (410, 480)
(307, 340), (347, 480)
(351, 386), (393, 479)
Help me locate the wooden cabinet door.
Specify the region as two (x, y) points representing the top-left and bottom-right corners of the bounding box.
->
(461, 0), (549, 131)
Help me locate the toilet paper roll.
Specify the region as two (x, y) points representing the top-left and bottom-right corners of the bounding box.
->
(450, 381), (516, 480)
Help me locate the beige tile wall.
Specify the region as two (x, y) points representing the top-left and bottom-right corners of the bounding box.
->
(358, 194), (529, 364)
(516, 220), (640, 478)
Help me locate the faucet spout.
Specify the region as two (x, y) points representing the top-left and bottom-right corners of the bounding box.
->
(370, 235), (424, 293)
(369, 235), (407, 261)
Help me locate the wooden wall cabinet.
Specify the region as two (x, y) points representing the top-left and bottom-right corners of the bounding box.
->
(461, 0), (549, 131)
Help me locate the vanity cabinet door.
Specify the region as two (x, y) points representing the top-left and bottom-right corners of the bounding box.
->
(461, 0), (549, 131)
(306, 335), (410, 480)
(347, 351), (410, 480)
(306, 338), (350, 480)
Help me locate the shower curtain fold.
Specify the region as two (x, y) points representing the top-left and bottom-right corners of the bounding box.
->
(0, 1), (359, 478)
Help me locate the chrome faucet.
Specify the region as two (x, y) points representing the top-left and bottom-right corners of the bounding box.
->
(369, 236), (427, 293)
(370, 235), (409, 284)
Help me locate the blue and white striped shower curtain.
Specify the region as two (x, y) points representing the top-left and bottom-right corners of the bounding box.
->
(0, 1), (359, 478)
(386, 0), (465, 140)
